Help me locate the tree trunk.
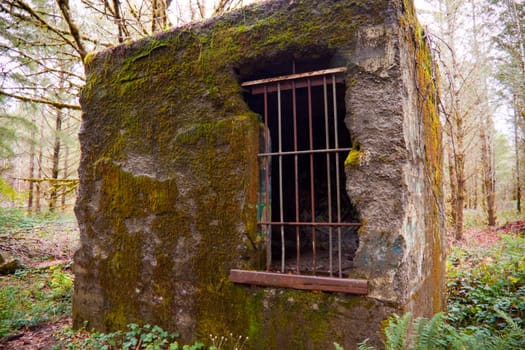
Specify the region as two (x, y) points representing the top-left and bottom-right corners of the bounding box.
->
(61, 118), (70, 211)
(514, 94), (521, 213)
(480, 121), (496, 226)
(473, 172), (478, 210)
(455, 153), (465, 240)
(452, 91), (465, 240)
(48, 107), (62, 212)
(27, 116), (36, 213)
(35, 116), (44, 214)
(447, 148), (457, 218)
(472, 0), (496, 226)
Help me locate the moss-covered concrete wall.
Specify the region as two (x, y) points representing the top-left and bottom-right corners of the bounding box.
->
(74, 0), (445, 348)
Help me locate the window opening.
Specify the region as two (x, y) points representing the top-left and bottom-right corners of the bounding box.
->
(242, 65), (361, 279)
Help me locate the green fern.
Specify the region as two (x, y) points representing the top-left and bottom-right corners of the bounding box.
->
(356, 309), (525, 350)
(412, 313), (448, 350)
(384, 313), (411, 350)
(494, 308), (520, 332)
(490, 308), (525, 350)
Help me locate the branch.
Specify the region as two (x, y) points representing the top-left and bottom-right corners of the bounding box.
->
(11, 0), (82, 59)
(56, 0), (87, 64)
(125, 0), (151, 36)
(213, 0), (243, 16)
(0, 44), (86, 82)
(0, 89), (81, 110)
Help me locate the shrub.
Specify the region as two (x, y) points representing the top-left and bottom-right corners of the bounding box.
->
(447, 235), (525, 332)
(0, 266), (73, 338)
(56, 323), (209, 350)
(352, 233), (525, 350)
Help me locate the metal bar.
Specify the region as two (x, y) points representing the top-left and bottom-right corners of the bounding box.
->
(258, 147), (352, 157)
(264, 85), (271, 272)
(278, 83), (285, 273)
(248, 76), (345, 94)
(307, 78), (317, 274)
(252, 67), (352, 278)
(241, 67), (347, 87)
(259, 221), (360, 227)
(323, 75), (334, 277)
(292, 78), (300, 275)
(332, 74), (343, 278)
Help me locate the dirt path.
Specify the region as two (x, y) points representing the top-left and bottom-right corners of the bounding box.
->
(0, 317), (71, 350)
(454, 219), (525, 249)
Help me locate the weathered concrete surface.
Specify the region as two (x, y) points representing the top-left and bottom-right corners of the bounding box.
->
(74, 0), (445, 348)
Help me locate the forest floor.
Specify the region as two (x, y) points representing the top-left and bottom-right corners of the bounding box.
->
(0, 211), (524, 349)
(453, 219), (525, 249)
(0, 214), (78, 350)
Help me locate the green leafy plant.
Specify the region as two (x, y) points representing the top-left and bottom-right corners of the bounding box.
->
(447, 235), (525, 332)
(352, 233), (525, 350)
(0, 178), (17, 201)
(355, 312), (525, 350)
(0, 266), (73, 338)
(384, 313), (411, 350)
(57, 323), (207, 350)
(58, 326), (251, 350)
(0, 207), (38, 234)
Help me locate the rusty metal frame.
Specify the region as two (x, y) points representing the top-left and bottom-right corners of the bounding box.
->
(241, 66), (361, 282)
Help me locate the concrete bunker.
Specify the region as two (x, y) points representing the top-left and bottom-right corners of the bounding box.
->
(74, 1), (446, 349)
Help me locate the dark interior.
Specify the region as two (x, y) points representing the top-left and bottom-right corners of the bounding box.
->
(241, 58), (360, 276)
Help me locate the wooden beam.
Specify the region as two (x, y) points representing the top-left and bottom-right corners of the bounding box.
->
(229, 269), (368, 294)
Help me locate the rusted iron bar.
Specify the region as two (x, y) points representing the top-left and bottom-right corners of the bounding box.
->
(257, 147), (352, 157)
(332, 74), (343, 278)
(307, 79), (317, 274)
(323, 75), (334, 277)
(259, 221), (360, 227)
(292, 78), (301, 275)
(241, 67), (347, 87)
(251, 66), (352, 279)
(263, 86), (271, 272)
(247, 76), (345, 94)
(277, 83), (285, 273)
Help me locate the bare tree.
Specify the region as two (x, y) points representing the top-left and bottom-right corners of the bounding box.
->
(424, 0), (499, 238)
(27, 113), (36, 212)
(0, 0), (254, 211)
(514, 93), (522, 212)
(471, 0), (496, 226)
(436, 0), (470, 240)
(485, 0), (525, 212)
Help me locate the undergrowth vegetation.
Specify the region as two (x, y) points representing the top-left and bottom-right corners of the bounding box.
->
(55, 323), (206, 350)
(0, 207), (78, 262)
(0, 265), (73, 338)
(463, 208), (524, 230)
(0, 207), (77, 341)
(1, 207), (524, 349)
(353, 232), (525, 350)
(0, 207), (72, 235)
(447, 235), (525, 331)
